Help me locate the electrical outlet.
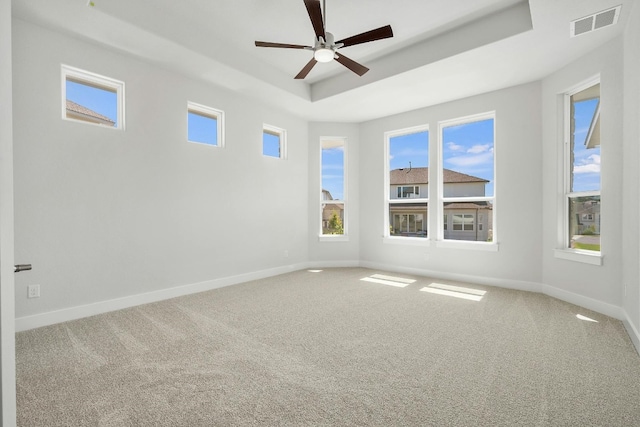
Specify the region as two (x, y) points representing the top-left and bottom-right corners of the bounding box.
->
(27, 284), (40, 299)
(284, 250), (289, 258)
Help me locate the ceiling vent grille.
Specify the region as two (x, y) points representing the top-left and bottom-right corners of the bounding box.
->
(570, 5), (621, 37)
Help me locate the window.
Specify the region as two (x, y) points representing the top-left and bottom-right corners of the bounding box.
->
(187, 102), (224, 147)
(385, 126), (429, 239)
(321, 137), (346, 236)
(397, 186), (420, 198)
(564, 80), (601, 253)
(439, 113), (495, 242)
(62, 64), (124, 129)
(263, 124), (286, 158)
(452, 214), (474, 231)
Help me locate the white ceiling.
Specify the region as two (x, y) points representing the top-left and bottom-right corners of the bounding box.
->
(12, 0), (632, 122)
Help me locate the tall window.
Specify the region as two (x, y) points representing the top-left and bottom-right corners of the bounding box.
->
(385, 126), (429, 239)
(62, 64), (124, 129)
(321, 137), (346, 236)
(187, 102), (224, 147)
(564, 80), (600, 253)
(439, 113), (495, 242)
(263, 124), (286, 159)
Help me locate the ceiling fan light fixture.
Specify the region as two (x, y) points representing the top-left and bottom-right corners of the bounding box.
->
(314, 47), (334, 63)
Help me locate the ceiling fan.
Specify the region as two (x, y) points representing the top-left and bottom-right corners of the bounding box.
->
(255, 0), (393, 79)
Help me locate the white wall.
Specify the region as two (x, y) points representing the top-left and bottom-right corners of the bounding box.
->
(541, 37), (624, 311)
(622, 0), (640, 343)
(12, 19), (309, 321)
(358, 82), (543, 288)
(308, 122), (360, 265)
(1, 0), (17, 424)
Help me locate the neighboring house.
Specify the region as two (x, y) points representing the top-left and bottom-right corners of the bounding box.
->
(321, 189), (344, 233)
(66, 99), (115, 126)
(389, 167), (492, 241)
(571, 197), (601, 235)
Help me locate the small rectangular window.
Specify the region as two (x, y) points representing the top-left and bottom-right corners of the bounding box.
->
(263, 124), (286, 158)
(187, 102), (224, 147)
(62, 64), (124, 129)
(321, 137), (347, 236)
(385, 126), (429, 239)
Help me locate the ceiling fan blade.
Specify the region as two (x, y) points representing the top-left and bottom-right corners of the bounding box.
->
(304, 0), (325, 41)
(255, 41), (311, 49)
(336, 25), (393, 48)
(334, 53), (369, 76)
(294, 58), (318, 79)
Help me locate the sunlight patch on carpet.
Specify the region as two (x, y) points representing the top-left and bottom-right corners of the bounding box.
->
(420, 283), (486, 301)
(361, 274), (416, 288)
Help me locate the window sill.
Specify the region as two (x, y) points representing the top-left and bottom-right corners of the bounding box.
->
(436, 240), (499, 252)
(319, 235), (349, 242)
(554, 249), (602, 266)
(383, 236), (432, 247)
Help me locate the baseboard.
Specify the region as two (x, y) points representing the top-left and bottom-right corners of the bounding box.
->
(305, 260), (361, 269)
(623, 311), (640, 356)
(15, 262), (307, 332)
(541, 283), (624, 320)
(358, 261), (542, 293)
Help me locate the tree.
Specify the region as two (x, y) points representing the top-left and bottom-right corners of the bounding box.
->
(328, 211), (344, 234)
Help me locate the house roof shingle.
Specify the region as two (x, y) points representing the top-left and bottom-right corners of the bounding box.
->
(390, 167), (488, 185)
(66, 100), (115, 125)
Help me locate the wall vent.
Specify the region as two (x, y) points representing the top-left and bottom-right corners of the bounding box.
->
(570, 5), (621, 37)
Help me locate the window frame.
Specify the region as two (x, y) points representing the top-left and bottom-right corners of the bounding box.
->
(384, 124), (430, 243)
(263, 124), (287, 159)
(61, 64), (125, 130)
(437, 111), (497, 249)
(555, 75), (602, 265)
(319, 136), (348, 241)
(187, 101), (225, 148)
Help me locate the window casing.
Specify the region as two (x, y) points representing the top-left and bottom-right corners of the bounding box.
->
(384, 125), (429, 240)
(263, 124), (286, 159)
(61, 64), (124, 129)
(562, 79), (601, 256)
(320, 137), (347, 238)
(187, 102), (224, 147)
(438, 112), (495, 243)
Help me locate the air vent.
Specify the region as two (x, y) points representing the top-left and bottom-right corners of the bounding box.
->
(570, 5), (621, 37)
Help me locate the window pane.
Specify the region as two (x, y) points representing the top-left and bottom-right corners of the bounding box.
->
(569, 195), (600, 251)
(444, 201), (492, 242)
(322, 203), (344, 235)
(389, 130), (429, 199)
(570, 84), (600, 193)
(321, 139), (344, 201)
(65, 79), (117, 127)
(263, 132), (280, 157)
(442, 118), (494, 197)
(188, 111), (218, 146)
(389, 203), (427, 238)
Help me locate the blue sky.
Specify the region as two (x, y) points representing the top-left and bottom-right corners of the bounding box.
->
(263, 133), (281, 158)
(442, 118), (494, 197)
(66, 80), (117, 126)
(572, 98), (600, 192)
(188, 112), (218, 146)
(322, 145), (345, 200)
(389, 131), (429, 171)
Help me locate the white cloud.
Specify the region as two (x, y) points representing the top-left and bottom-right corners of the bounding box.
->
(467, 144), (491, 154)
(446, 142), (464, 151)
(446, 152), (493, 167)
(574, 154), (601, 174)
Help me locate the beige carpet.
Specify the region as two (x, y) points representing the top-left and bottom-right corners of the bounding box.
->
(16, 268), (640, 426)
